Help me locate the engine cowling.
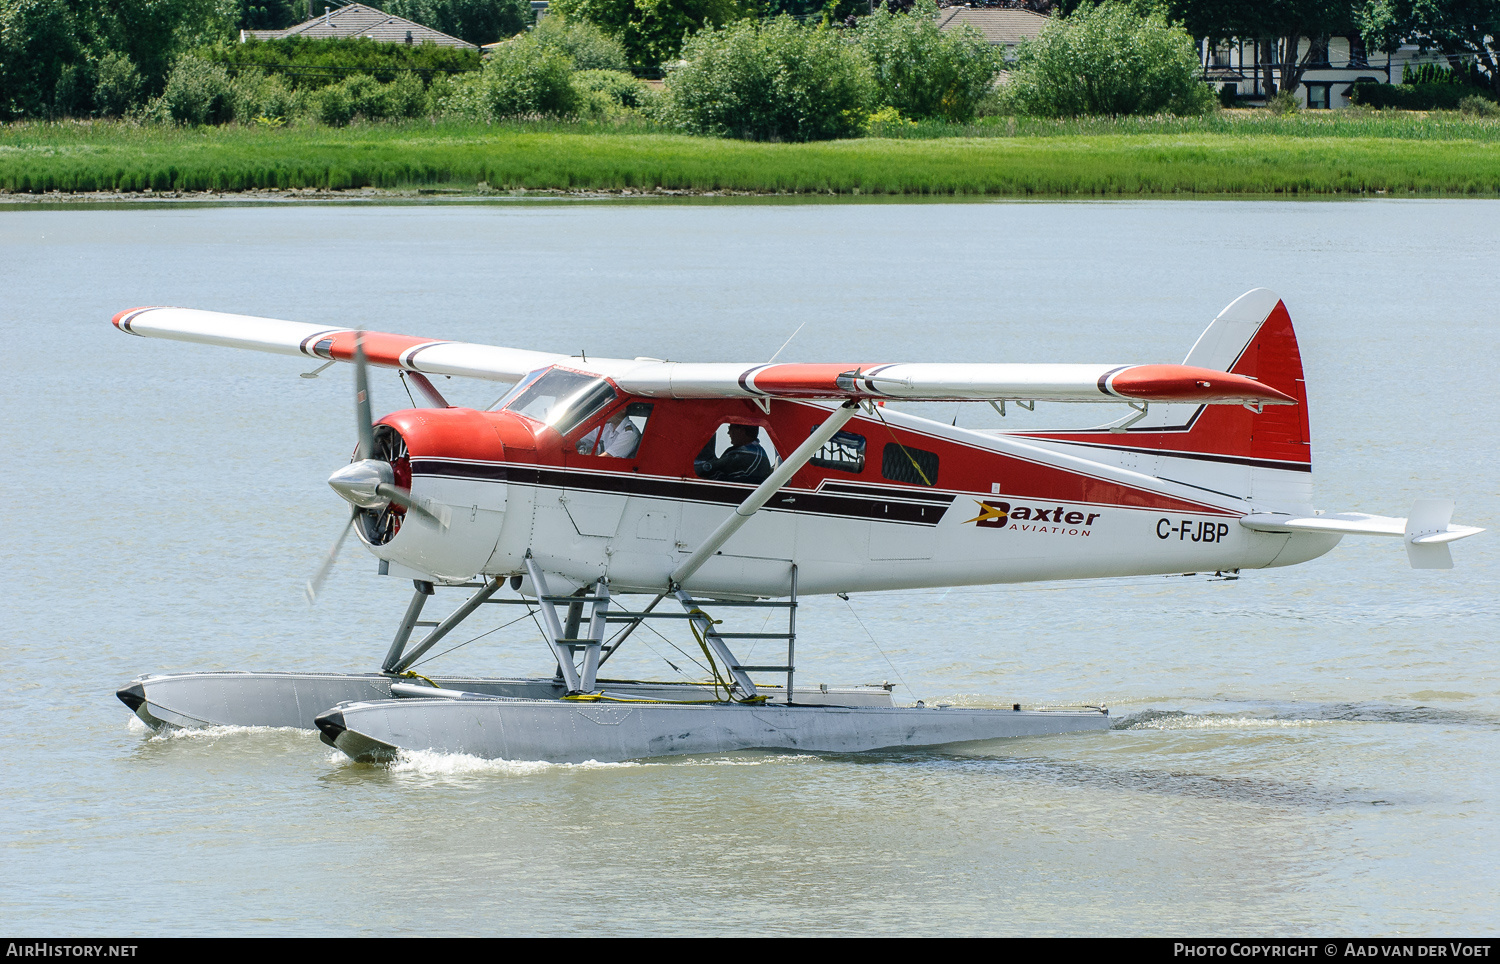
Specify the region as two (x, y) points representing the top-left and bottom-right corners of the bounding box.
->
(362, 407), (512, 581)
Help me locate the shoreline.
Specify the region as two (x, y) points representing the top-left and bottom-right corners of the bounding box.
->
(0, 184), (1476, 205)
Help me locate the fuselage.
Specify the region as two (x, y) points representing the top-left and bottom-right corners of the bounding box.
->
(359, 369), (1338, 597)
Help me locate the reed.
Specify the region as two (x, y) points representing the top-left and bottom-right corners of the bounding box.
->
(3, 113), (1498, 197)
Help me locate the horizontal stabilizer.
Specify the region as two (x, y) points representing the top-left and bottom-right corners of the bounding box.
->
(1241, 499), (1483, 570)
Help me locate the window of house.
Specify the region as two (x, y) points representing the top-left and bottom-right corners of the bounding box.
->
(1211, 44), (1233, 68)
(1307, 84), (1331, 109)
(810, 430), (866, 474)
(881, 443), (938, 487)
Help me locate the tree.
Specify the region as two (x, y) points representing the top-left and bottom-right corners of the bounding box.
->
(1165, 0), (1360, 97)
(662, 15), (874, 140)
(856, 0), (1000, 122)
(382, 0), (532, 45)
(0, 0), (85, 117)
(0, 0), (235, 119)
(529, 14), (630, 71)
(1359, 0), (1500, 94)
(1006, 3), (1216, 116)
(548, 0), (756, 70)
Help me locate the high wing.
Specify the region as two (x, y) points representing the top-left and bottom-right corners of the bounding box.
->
(113, 305), (1294, 407)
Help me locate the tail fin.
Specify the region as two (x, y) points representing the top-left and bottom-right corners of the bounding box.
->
(1020, 289), (1313, 509)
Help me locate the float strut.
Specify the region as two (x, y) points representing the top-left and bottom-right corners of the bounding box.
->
(388, 576), (503, 675)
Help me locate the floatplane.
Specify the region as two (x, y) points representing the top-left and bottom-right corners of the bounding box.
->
(113, 289), (1481, 763)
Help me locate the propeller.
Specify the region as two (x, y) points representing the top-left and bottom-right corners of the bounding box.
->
(305, 333), (442, 604)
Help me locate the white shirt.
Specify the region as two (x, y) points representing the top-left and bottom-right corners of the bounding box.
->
(578, 418), (641, 458)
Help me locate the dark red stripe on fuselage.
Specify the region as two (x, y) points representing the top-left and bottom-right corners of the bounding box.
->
(410, 459), (955, 526)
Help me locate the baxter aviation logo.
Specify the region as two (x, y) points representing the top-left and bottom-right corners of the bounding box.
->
(963, 500), (1100, 535)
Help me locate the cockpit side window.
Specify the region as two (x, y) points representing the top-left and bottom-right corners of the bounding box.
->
(501, 369), (617, 436)
(576, 402), (653, 459)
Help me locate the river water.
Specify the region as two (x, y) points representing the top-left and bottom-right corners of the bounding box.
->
(1, 198), (1496, 936)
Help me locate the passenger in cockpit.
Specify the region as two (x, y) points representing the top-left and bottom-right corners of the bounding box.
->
(694, 424), (772, 484)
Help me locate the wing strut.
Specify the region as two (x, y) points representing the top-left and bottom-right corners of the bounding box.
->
(670, 400), (860, 588)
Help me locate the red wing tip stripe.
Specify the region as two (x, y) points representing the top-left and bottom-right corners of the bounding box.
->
(112, 307), (163, 334)
(299, 328), (352, 356)
(400, 341), (451, 369)
(1098, 366), (1131, 398)
(862, 364), (897, 396)
(738, 365), (773, 396)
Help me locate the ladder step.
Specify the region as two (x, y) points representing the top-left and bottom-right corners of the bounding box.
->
(555, 638), (603, 646)
(711, 632), (793, 639)
(414, 621), (440, 627)
(540, 595), (611, 603)
(691, 600), (796, 608)
(604, 612), (697, 621)
(734, 665), (793, 673)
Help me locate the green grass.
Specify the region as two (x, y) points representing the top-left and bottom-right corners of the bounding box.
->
(3, 112), (1499, 197)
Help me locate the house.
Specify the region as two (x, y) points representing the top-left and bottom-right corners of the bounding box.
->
(934, 6), (1049, 55)
(241, 2), (475, 47)
(1202, 36), (1449, 109)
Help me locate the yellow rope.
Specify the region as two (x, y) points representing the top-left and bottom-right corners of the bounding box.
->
(871, 403), (933, 486)
(400, 671), (439, 688)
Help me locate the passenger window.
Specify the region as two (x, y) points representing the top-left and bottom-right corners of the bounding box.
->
(576, 402), (653, 459)
(881, 443), (938, 486)
(694, 423), (780, 484)
(810, 430), (865, 474)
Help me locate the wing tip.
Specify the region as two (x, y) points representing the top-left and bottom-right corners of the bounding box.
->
(111, 307), (159, 334)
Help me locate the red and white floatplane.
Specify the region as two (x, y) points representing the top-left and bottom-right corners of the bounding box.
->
(113, 289), (1482, 763)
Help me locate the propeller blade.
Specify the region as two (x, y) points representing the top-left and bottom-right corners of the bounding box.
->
(375, 483), (442, 526)
(354, 330), (375, 462)
(305, 508), (358, 604)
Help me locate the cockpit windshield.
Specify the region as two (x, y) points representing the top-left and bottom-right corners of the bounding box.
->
(500, 368), (617, 436)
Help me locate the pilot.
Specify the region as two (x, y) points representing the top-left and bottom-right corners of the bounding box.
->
(695, 424), (773, 484)
(578, 410), (641, 459)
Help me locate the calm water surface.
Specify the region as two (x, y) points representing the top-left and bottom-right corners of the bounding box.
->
(1, 199), (1496, 935)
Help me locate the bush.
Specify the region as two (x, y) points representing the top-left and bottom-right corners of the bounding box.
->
(153, 56), (238, 125)
(574, 68), (654, 116)
(663, 16), (875, 141)
(1006, 4), (1215, 118)
(93, 52), (143, 117)
(856, 0), (999, 123)
(229, 71), (300, 123)
(1266, 89), (1300, 114)
(384, 71), (431, 118)
(196, 36), (480, 91)
(1349, 80), (1496, 111)
(1459, 94), (1500, 117)
(315, 81), (355, 126)
(530, 16), (631, 72)
(469, 37), (580, 119)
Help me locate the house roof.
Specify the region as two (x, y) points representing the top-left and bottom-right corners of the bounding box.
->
(934, 7), (1050, 46)
(241, 3), (474, 47)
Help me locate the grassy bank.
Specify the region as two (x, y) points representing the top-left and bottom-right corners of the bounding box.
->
(3, 112), (1500, 197)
